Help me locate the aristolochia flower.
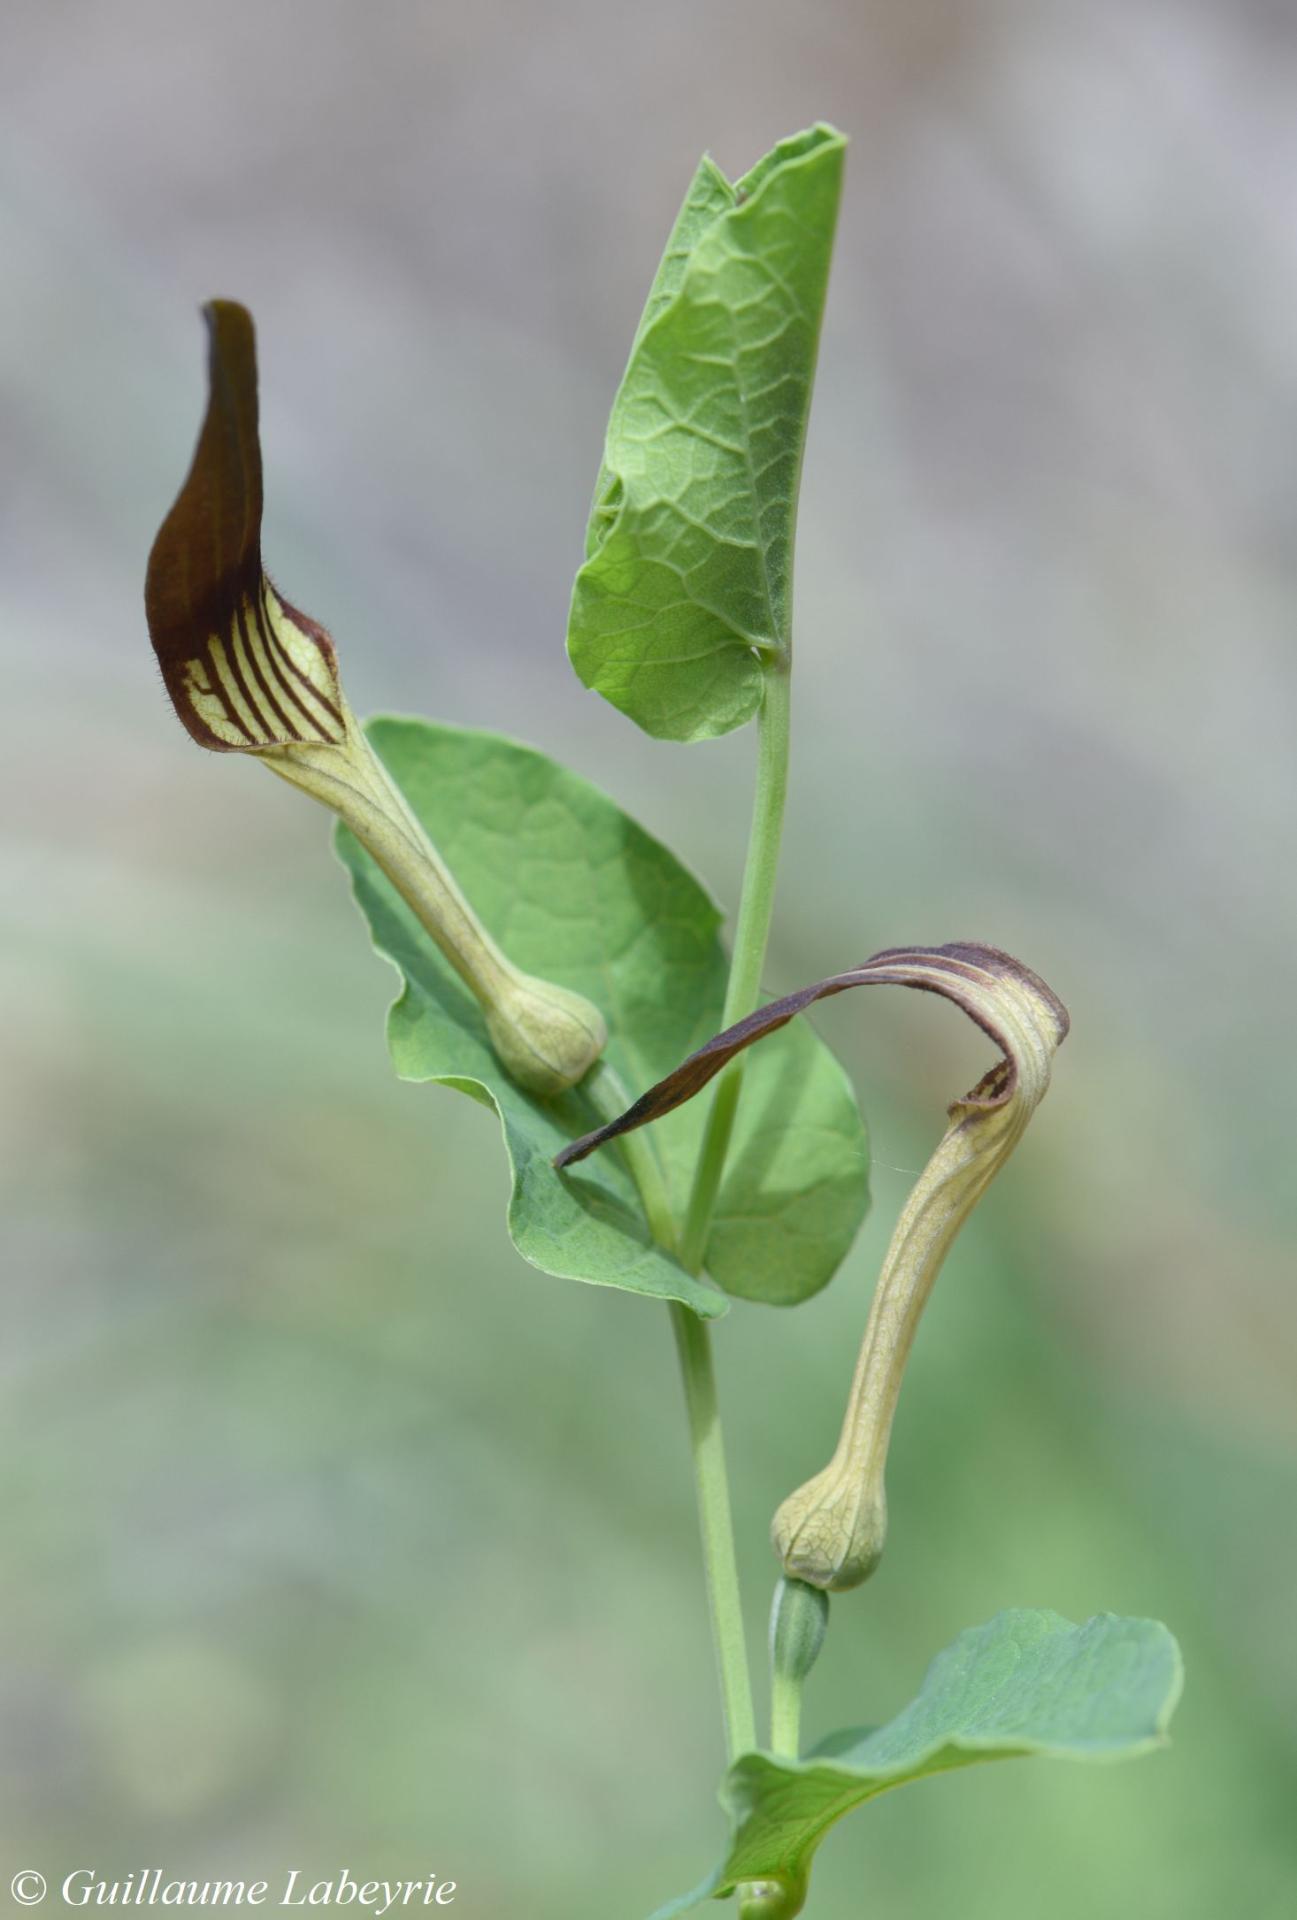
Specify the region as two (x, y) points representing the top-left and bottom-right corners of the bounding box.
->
(146, 302), (606, 1096)
(555, 942), (1068, 1587)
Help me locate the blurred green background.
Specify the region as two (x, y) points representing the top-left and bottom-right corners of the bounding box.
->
(3, 2), (1295, 1915)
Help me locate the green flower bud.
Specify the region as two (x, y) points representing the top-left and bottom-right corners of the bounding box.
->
(145, 301), (605, 1098)
(737, 1885), (799, 1920)
(769, 1575), (829, 1688)
(767, 1575), (830, 1764)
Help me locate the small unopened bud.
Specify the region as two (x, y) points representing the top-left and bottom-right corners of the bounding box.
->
(770, 1576), (829, 1690)
(768, 1572), (831, 1772)
(146, 301), (605, 1098)
(737, 1886), (799, 1920)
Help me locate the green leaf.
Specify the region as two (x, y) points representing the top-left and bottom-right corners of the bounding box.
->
(656, 1610), (1183, 1918)
(655, 1038), (867, 1308)
(337, 718), (867, 1311)
(569, 125), (846, 743)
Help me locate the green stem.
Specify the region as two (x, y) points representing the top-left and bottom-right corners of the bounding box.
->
(584, 1058), (680, 1254)
(582, 1061), (756, 1759)
(769, 1664), (804, 1759)
(669, 659), (793, 1765)
(680, 660), (792, 1271)
(669, 1300), (757, 1757)
(580, 660), (792, 1775)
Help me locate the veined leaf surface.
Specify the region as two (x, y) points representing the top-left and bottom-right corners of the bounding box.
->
(569, 125), (846, 742)
(338, 719), (867, 1310)
(654, 1609), (1183, 1918)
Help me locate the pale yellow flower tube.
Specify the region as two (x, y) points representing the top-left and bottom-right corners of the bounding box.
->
(553, 942), (1068, 1587)
(772, 948), (1067, 1589)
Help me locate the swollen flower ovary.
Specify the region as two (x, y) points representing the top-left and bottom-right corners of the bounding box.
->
(773, 1466), (887, 1593)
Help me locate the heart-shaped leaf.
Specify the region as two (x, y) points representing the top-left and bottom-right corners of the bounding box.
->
(655, 1609), (1182, 1918)
(337, 718), (867, 1310)
(568, 125), (846, 743)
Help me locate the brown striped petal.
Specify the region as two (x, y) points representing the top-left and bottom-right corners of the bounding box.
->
(145, 300), (348, 753)
(554, 943), (1068, 1168)
(144, 304), (607, 1098)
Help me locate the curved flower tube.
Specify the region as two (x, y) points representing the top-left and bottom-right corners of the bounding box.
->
(554, 942), (1068, 1587)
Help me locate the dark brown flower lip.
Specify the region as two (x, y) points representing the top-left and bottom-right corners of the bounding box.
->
(554, 942), (1068, 1170)
(145, 300), (345, 753)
